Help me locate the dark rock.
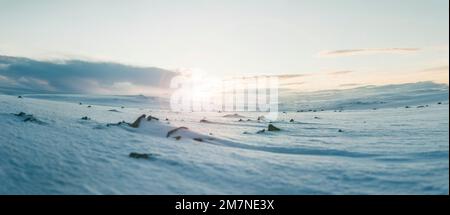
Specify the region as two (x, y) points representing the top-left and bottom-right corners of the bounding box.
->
(87, 105), (92, 108)
(338, 129), (343, 132)
(174, 136), (182, 140)
(15, 112), (26, 117)
(166, 127), (188, 138)
(223, 113), (246, 118)
(23, 117), (36, 122)
(130, 114), (146, 128)
(108, 109), (120, 112)
(129, 152), (151, 159)
(193, 138), (203, 142)
(81, 116), (90, 120)
(289, 119), (294, 122)
(268, 124), (281, 131)
(405, 106), (410, 108)
(17, 96), (23, 99)
(238, 119), (243, 122)
(256, 129), (266, 134)
(146, 115), (159, 121)
(106, 121), (127, 127)
(79, 102), (82, 105)
(200, 119), (211, 123)
(417, 105), (425, 108)
(14, 112), (42, 123)
(314, 116), (320, 119)
(437, 102), (442, 105)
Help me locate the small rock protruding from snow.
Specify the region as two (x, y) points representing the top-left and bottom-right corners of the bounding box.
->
(106, 121), (127, 127)
(223, 113), (246, 118)
(146, 115), (159, 121)
(200, 118), (211, 123)
(130, 114), (146, 128)
(15, 112), (26, 117)
(14, 112), (42, 124)
(166, 127), (189, 138)
(129, 152), (152, 159)
(193, 138), (203, 142)
(268, 124), (281, 131)
(256, 129), (266, 134)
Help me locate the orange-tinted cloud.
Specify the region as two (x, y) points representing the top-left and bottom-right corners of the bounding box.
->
(318, 48), (420, 57)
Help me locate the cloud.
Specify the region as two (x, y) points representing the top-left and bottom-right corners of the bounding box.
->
(16, 76), (54, 91)
(318, 48), (420, 57)
(339, 83), (364, 87)
(328, 70), (353, 75)
(276, 74), (310, 79)
(229, 74), (309, 81)
(280, 81), (306, 87)
(420, 65), (449, 73)
(0, 55), (178, 95)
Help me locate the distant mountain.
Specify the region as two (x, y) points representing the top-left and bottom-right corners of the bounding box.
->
(0, 55), (177, 96)
(280, 82), (449, 111)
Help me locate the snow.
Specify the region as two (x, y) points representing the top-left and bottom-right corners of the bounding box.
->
(0, 83), (448, 194)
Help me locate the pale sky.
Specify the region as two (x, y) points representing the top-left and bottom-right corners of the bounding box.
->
(0, 0), (448, 91)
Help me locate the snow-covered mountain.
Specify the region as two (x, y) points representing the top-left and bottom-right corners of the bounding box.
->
(280, 81), (449, 111)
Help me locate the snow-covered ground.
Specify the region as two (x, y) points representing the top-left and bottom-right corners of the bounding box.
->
(0, 85), (448, 194)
